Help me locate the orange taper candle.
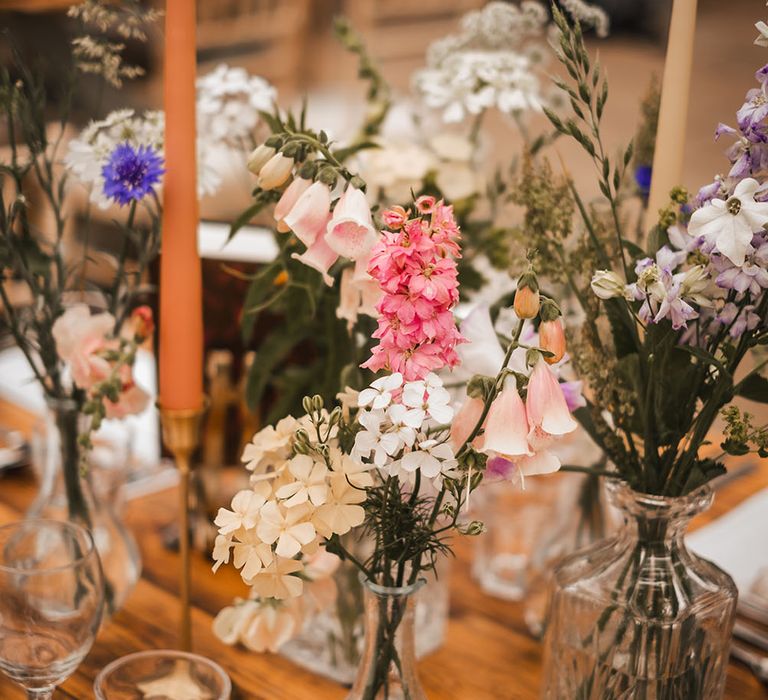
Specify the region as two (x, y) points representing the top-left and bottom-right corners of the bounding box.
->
(159, 0), (204, 411)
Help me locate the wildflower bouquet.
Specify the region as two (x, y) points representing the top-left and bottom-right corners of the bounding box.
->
(533, 8), (767, 698)
(214, 196), (578, 697)
(537, 7), (768, 497)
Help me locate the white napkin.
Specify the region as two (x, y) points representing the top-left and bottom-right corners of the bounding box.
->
(688, 487), (768, 594)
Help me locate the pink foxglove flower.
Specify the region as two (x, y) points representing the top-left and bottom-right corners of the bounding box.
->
(291, 236), (339, 287)
(482, 380), (532, 458)
(325, 185), (378, 259)
(274, 177), (311, 232)
(283, 181), (332, 247)
(526, 357), (578, 436)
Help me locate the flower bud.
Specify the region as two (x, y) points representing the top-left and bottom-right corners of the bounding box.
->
(590, 270), (626, 300)
(539, 318), (566, 365)
(130, 305), (154, 340)
(257, 153), (294, 190)
(514, 271), (540, 319)
(247, 144), (276, 175)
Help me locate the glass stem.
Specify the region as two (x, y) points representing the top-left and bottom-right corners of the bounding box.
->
(27, 688), (54, 700)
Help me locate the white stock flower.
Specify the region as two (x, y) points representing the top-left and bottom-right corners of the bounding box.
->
(402, 377), (454, 424)
(386, 404), (420, 448)
(241, 416), (298, 473)
(275, 454), (329, 508)
(358, 372), (403, 409)
(257, 502), (317, 558)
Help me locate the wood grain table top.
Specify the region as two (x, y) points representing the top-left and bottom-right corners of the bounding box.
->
(0, 403), (766, 698)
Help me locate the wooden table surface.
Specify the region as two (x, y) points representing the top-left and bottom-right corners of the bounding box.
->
(0, 410), (766, 697)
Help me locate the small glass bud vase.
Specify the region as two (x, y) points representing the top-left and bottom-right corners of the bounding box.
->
(541, 480), (737, 699)
(346, 578), (427, 700)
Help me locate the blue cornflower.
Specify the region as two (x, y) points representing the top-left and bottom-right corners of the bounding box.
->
(634, 164), (652, 197)
(102, 142), (164, 206)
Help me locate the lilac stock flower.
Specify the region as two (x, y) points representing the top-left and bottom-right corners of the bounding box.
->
(560, 380), (586, 412)
(717, 302), (760, 338)
(102, 142), (164, 206)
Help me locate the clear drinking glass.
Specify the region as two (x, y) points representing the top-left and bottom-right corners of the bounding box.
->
(0, 519), (104, 700)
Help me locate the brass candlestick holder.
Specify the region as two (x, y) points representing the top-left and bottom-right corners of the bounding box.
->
(159, 400), (207, 652)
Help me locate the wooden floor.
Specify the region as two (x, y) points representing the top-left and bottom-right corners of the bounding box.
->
(0, 458), (765, 698)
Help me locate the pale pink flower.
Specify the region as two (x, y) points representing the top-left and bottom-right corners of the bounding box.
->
(240, 601), (303, 653)
(415, 195), (436, 213)
(291, 236), (339, 287)
(449, 396), (485, 450)
(104, 382), (150, 419)
(325, 185), (378, 259)
(382, 205), (408, 230)
(526, 358), (578, 436)
(274, 177), (311, 233)
(283, 181), (332, 247)
(482, 380), (532, 458)
(52, 304), (114, 389)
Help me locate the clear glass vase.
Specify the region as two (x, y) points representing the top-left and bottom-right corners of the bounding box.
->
(281, 538), (449, 684)
(541, 480), (737, 699)
(27, 398), (141, 614)
(523, 473), (615, 638)
(346, 578), (427, 700)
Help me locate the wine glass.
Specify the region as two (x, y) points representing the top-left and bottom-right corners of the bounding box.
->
(0, 519), (104, 699)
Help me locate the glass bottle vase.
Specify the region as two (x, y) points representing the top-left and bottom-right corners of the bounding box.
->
(27, 398), (141, 615)
(346, 578), (427, 700)
(541, 480), (737, 699)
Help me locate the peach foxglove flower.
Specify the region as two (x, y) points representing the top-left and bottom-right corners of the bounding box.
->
(514, 284), (540, 319)
(249, 557), (304, 599)
(312, 473), (367, 537)
(526, 358), (577, 436)
(233, 531), (274, 581)
(482, 380), (532, 458)
(688, 177), (768, 266)
(539, 318), (566, 365)
(214, 489), (266, 535)
(275, 454), (328, 508)
(291, 236), (338, 287)
(450, 396), (485, 450)
(284, 181), (332, 247)
(325, 185), (378, 259)
(257, 502), (316, 559)
(257, 153), (294, 190)
(274, 177), (311, 232)
(358, 372), (403, 409)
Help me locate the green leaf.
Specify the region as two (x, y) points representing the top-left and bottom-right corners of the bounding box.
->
(240, 261), (284, 343)
(734, 372), (768, 403)
(604, 298), (639, 358)
(227, 191), (279, 242)
(258, 109), (283, 134)
(622, 239), (646, 262)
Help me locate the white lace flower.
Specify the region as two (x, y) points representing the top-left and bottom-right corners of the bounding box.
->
(214, 489), (266, 535)
(275, 454), (329, 508)
(257, 502), (317, 558)
(357, 373), (403, 409)
(249, 557), (304, 599)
